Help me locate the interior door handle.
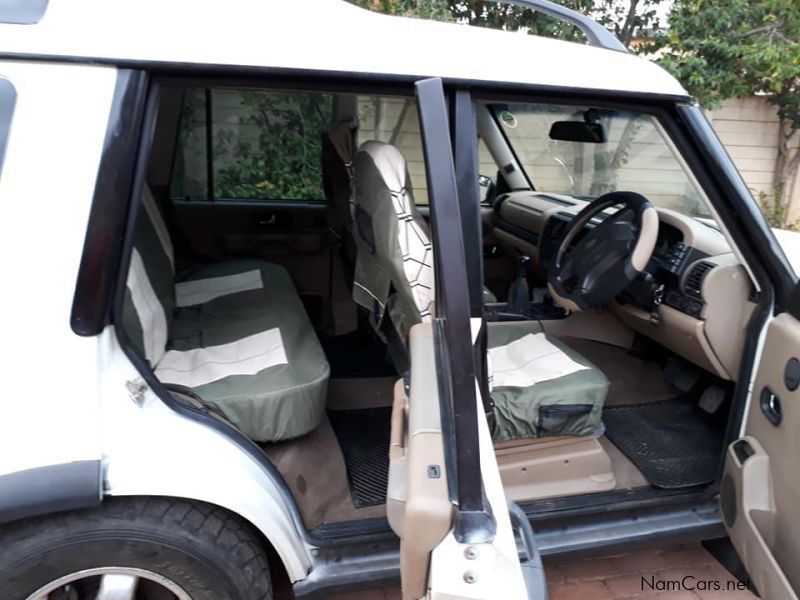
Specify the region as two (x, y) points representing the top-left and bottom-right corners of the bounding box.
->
(257, 214), (277, 226)
(389, 392), (406, 461)
(760, 386), (782, 426)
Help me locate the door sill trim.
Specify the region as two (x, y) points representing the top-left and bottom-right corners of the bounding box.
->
(308, 484), (717, 546)
(295, 497), (723, 597)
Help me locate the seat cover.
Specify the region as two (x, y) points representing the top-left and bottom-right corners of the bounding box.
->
(487, 326), (608, 443)
(164, 261), (329, 441)
(124, 187), (329, 442)
(351, 141), (434, 343)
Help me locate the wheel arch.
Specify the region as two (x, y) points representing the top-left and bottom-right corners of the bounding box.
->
(0, 494), (276, 599)
(0, 460), (103, 527)
(99, 395), (314, 583)
(105, 493), (293, 585)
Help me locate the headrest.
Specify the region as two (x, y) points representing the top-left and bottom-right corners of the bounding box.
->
(356, 140), (407, 192)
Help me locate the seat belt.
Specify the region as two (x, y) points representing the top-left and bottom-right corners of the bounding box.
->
(323, 119), (358, 333)
(325, 118), (357, 219)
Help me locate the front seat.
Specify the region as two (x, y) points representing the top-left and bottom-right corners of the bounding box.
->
(351, 141), (609, 443)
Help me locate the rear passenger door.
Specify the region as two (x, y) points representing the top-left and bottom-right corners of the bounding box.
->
(390, 77), (538, 600)
(168, 88), (333, 329)
(0, 61), (117, 499)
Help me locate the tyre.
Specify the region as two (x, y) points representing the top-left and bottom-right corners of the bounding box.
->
(0, 496), (273, 600)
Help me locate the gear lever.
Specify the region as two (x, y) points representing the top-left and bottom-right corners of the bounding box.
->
(507, 255), (531, 315)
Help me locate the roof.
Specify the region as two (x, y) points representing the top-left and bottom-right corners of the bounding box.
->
(0, 0), (689, 98)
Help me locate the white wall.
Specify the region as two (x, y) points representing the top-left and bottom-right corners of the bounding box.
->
(708, 96), (800, 225)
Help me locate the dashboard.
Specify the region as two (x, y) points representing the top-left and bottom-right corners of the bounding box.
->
(492, 191), (756, 380)
(618, 222), (706, 318)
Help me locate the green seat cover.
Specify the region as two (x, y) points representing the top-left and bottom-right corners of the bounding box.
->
(169, 261), (329, 442)
(488, 326), (609, 443)
(123, 187), (330, 443)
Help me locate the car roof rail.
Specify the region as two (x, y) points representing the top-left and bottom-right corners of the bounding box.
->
(491, 0), (628, 52)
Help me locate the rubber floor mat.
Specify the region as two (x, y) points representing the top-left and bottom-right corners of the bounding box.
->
(603, 397), (725, 489)
(328, 407), (391, 508)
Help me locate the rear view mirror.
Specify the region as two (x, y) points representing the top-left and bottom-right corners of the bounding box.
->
(549, 121), (607, 144)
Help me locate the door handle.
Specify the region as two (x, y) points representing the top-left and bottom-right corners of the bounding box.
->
(389, 392), (406, 461)
(760, 386), (782, 427)
(256, 214), (277, 226)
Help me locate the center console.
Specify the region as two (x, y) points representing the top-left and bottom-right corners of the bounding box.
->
(485, 254), (569, 322)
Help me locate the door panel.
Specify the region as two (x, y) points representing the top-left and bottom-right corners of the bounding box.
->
(172, 200), (328, 258)
(387, 323), (455, 599)
(723, 312), (800, 598)
(171, 200), (333, 328)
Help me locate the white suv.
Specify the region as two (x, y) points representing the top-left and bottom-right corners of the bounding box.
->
(1, 1), (799, 599)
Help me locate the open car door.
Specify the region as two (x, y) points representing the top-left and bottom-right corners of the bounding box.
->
(722, 303), (800, 598)
(385, 77), (544, 600)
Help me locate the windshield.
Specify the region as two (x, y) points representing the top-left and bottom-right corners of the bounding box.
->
(489, 103), (711, 219)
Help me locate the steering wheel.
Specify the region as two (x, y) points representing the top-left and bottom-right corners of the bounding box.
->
(548, 191), (659, 311)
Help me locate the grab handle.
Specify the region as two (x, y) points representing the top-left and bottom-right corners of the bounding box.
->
(389, 391), (406, 461)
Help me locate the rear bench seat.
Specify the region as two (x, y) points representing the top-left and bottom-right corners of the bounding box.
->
(121, 186), (330, 442)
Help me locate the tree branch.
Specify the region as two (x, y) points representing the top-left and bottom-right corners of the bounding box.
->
(737, 22), (789, 43)
(738, 24), (779, 37)
(619, 0), (641, 47)
(785, 145), (800, 183)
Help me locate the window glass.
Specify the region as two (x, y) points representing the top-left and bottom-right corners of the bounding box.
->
(0, 0), (48, 24)
(490, 103), (710, 218)
(171, 89), (333, 201)
(0, 77), (16, 177)
(356, 95), (429, 204)
(171, 90), (435, 204)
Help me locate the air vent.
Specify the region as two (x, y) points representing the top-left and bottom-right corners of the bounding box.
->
(547, 214), (572, 238)
(493, 193), (510, 214)
(684, 261), (714, 299)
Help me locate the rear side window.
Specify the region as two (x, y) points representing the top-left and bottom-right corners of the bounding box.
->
(171, 89), (333, 202)
(0, 78), (16, 176)
(0, 0), (48, 24)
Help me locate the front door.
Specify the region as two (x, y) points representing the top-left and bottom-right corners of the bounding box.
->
(721, 303), (800, 598)
(389, 77), (540, 600)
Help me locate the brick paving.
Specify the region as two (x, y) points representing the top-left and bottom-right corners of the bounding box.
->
(276, 542), (758, 599)
(544, 543), (757, 600)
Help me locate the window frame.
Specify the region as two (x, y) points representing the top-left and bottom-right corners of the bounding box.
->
(71, 70), (150, 336)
